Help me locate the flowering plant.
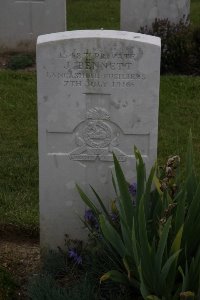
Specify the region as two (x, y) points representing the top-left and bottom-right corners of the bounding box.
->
(77, 132), (200, 299)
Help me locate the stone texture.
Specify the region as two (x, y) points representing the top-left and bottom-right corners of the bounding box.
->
(37, 30), (161, 249)
(121, 0), (190, 32)
(0, 0), (66, 52)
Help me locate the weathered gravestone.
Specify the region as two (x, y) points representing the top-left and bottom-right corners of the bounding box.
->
(37, 30), (161, 249)
(0, 0), (66, 52)
(121, 0), (190, 32)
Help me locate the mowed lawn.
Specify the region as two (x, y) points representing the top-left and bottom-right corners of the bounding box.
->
(0, 0), (200, 231)
(0, 72), (38, 233)
(67, 0), (200, 30)
(67, 0), (120, 30)
(191, 0), (200, 26)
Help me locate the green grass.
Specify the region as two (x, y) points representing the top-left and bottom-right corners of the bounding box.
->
(67, 0), (199, 30)
(0, 267), (16, 300)
(1, 71), (200, 230)
(67, 0), (120, 30)
(158, 76), (200, 171)
(0, 71), (38, 233)
(191, 0), (200, 27)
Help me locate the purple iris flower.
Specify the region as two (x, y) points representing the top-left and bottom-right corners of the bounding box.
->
(68, 248), (82, 265)
(84, 209), (94, 222)
(129, 182), (137, 206)
(110, 213), (118, 222)
(129, 182), (137, 197)
(84, 209), (99, 230)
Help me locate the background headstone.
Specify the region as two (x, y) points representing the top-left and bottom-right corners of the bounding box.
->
(121, 0), (190, 32)
(37, 30), (161, 249)
(0, 0), (66, 52)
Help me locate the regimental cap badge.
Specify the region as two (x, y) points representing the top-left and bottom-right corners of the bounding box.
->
(87, 107), (110, 120)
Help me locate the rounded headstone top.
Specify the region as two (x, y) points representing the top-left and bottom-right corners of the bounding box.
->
(37, 30), (161, 47)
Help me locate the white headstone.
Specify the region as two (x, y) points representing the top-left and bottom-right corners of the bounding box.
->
(37, 30), (161, 249)
(0, 0), (66, 52)
(121, 0), (190, 32)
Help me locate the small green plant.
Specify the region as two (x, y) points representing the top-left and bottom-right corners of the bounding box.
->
(140, 18), (191, 74)
(28, 273), (98, 300)
(28, 246), (135, 300)
(140, 18), (200, 76)
(77, 132), (200, 299)
(27, 274), (69, 300)
(41, 249), (68, 277)
(190, 26), (200, 74)
(7, 53), (35, 70)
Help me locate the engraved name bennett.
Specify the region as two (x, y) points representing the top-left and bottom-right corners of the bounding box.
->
(45, 46), (146, 88)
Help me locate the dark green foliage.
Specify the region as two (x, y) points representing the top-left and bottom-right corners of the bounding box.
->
(28, 273), (100, 300)
(0, 267), (16, 300)
(83, 246), (139, 299)
(28, 254), (137, 300)
(140, 19), (200, 75)
(7, 53), (35, 70)
(66, 276), (96, 300)
(192, 27), (200, 53)
(141, 18), (190, 74)
(41, 250), (68, 277)
(190, 27), (200, 74)
(77, 133), (200, 299)
(27, 274), (69, 300)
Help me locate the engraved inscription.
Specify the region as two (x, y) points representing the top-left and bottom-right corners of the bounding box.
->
(60, 47), (143, 60)
(45, 46), (146, 88)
